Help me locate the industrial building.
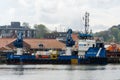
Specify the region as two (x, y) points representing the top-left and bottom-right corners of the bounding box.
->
(0, 22), (36, 38)
(44, 32), (78, 43)
(0, 38), (65, 52)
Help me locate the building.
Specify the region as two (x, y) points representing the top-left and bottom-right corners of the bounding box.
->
(0, 22), (36, 38)
(44, 32), (79, 43)
(44, 32), (67, 43)
(0, 38), (65, 52)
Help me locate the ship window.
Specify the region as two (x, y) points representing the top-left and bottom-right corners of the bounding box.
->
(79, 44), (84, 46)
(79, 44), (86, 46)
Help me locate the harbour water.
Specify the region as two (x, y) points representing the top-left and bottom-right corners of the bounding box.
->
(0, 64), (120, 80)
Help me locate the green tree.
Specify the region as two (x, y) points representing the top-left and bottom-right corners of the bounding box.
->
(94, 26), (120, 43)
(22, 22), (30, 28)
(34, 24), (49, 38)
(117, 32), (120, 42)
(111, 28), (120, 42)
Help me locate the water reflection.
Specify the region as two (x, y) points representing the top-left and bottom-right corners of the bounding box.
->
(0, 64), (119, 80)
(0, 64), (107, 70)
(13, 65), (24, 75)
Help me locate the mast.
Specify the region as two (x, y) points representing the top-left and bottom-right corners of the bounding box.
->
(79, 12), (92, 39)
(84, 12), (89, 34)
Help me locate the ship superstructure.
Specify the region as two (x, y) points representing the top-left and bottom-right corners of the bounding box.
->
(78, 12), (96, 56)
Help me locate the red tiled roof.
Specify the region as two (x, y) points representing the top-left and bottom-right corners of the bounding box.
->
(0, 38), (65, 50)
(24, 39), (65, 49)
(0, 47), (11, 50)
(0, 38), (15, 49)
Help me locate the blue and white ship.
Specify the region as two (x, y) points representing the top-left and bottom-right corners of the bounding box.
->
(6, 12), (107, 65)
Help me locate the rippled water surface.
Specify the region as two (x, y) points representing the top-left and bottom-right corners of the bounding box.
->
(0, 64), (120, 80)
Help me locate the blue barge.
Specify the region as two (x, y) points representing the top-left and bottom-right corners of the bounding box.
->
(6, 39), (107, 65)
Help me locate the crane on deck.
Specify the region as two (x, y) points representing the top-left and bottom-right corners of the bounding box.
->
(13, 32), (23, 55)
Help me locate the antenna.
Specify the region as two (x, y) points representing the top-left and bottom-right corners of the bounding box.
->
(79, 12), (92, 39)
(84, 12), (89, 34)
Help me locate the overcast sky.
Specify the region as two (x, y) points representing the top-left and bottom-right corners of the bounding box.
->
(0, 0), (120, 32)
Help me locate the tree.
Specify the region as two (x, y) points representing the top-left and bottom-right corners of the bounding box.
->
(22, 22), (30, 28)
(34, 24), (50, 38)
(94, 26), (120, 43)
(117, 32), (120, 42)
(111, 28), (120, 42)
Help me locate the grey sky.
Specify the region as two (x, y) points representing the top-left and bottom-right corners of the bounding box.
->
(0, 0), (120, 32)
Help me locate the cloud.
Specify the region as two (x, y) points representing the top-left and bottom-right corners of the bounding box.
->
(92, 25), (109, 33)
(0, 0), (120, 32)
(9, 8), (15, 15)
(33, 0), (85, 30)
(18, 0), (30, 7)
